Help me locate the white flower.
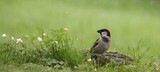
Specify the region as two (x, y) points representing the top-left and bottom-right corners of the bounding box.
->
(11, 36), (14, 40)
(87, 59), (92, 62)
(64, 28), (69, 31)
(94, 68), (97, 71)
(16, 38), (23, 43)
(2, 33), (7, 38)
(38, 37), (42, 42)
(55, 41), (58, 44)
(43, 33), (46, 36)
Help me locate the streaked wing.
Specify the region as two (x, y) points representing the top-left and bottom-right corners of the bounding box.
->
(89, 38), (99, 53)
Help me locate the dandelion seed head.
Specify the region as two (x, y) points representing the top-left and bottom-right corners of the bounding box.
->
(2, 33), (7, 38)
(38, 37), (42, 42)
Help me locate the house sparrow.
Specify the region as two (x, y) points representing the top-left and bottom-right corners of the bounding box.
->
(90, 28), (111, 55)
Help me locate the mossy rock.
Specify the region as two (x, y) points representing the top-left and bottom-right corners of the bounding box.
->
(91, 52), (134, 66)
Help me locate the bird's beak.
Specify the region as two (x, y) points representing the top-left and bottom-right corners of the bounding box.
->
(97, 30), (101, 33)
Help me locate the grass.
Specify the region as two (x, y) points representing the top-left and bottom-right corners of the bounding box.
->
(0, 0), (160, 71)
(0, 29), (83, 68)
(0, 29), (159, 72)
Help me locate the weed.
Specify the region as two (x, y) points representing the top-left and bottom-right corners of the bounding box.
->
(0, 29), (83, 68)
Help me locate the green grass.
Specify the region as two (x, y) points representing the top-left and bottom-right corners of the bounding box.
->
(0, 0), (160, 71)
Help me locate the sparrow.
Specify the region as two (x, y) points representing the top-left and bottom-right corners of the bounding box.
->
(90, 28), (111, 55)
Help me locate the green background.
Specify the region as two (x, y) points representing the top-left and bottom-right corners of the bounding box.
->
(0, 0), (160, 58)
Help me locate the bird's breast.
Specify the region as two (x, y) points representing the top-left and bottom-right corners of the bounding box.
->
(94, 41), (110, 54)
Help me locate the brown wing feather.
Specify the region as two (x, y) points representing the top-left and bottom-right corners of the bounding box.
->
(89, 38), (99, 53)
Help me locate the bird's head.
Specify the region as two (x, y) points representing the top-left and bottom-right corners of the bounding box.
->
(97, 28), (111, 37)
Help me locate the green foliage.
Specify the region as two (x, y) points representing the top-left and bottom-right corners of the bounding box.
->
(0, 29), (160, 71)
(0, 29), (83, 68)
(0, 0), (160, 71)
(128, 40), (151, 62)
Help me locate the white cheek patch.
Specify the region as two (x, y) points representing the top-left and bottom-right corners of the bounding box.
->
(101, 32), (108, 36)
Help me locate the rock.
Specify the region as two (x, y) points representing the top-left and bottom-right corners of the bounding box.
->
(91, 51), (134, 66)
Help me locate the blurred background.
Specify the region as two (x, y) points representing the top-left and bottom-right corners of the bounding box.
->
(0, 0), (160, 58)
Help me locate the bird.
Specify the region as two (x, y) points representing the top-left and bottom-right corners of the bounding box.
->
(89, 28), (111, 59)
